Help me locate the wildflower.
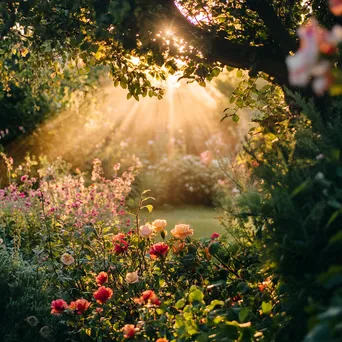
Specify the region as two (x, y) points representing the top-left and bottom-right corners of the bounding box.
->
(69, 299), (91, 315)
(26, 316), (39, 327)
(96, 272), (108, 286)
(172, 240), (186, 254)
(134, 290), (161, 306)
(126, 271), (139, 284)
(171, 224), (194, 240)
(211, 232), (220, 240)
(51, 299), (68, 315)
(330, 0), (342, 16)
(123, 324), (136, 339)
(149, 242), (169, 259)
(93, 286), (113, 304)
(152, 219), (167, 233)
(21, 175), (28, 182)
(200, 150), (213, 166)
(139, 223), (154, 238)
(60, 253), (74, 266)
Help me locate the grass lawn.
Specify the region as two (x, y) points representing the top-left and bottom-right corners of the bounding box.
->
(141, 205), (225, 238)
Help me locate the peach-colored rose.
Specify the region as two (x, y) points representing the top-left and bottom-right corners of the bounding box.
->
(123, 324), (136, 339)
(126, 271), (139, 284)
(172, 240), (186, 254)
(152, 219), (167, 232)
(139, 224), (153, 238)
(171, 224), (194, 240)
(60, 253), (74, 266)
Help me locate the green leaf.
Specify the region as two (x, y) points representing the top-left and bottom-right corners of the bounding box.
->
(232, 114), (240, 123)
(208, 242), (220, 255)
(143, 204), (153, 213)
(189, 288), (204, 303)
(261, 301), (272, 315)
(239, 307), (249, 323)
(175, 298), (186, 310)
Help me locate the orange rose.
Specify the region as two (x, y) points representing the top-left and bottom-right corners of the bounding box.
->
(172, 240), (185, 254)
(152, 219), (167, 233)
(123, 324), (136, 339)
(156, 339), (169, 342)
(330, 0), (342, 16)
(134, 290), (161, 306)
(69, 299), (90, 315)
(171, 224), (194, 240)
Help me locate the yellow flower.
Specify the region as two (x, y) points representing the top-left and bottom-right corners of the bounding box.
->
(171, 224), (194, 240)
(60, 253), (74, 266)
(152, 219), (167, 233)
(139, 224), (154, 238)
(126, 271), (139, 284)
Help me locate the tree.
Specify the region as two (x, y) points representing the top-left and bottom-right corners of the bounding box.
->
(0, 1), (335, 99)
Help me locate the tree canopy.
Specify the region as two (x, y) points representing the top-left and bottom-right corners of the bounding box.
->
(0, 1), (335, 99)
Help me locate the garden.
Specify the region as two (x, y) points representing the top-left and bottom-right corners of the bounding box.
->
(0, 1), (342, 341)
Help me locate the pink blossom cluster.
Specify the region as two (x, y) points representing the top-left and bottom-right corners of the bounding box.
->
(286, 3), (342, 95)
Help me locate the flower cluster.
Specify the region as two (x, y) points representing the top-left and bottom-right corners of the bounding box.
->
(286, 8), (342, 94)
(51, 298), (90, 315)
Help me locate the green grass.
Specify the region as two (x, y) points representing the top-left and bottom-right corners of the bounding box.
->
(141, 205), (225, 238)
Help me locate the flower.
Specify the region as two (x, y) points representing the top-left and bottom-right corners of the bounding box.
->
(21, 175), (28, 182)
(112, 234), (129, 254)
(122, 324), (136, 339)
(134, 290), (161, 306)
(172, 240), (186, 254)
(96, 272), (108, 286)
(69, 299), (90, 315)
(171, 224), (194, 240)
(149, 242), (169, 259)
(211, 232), (220, 240)
(156, 339), (169, 342)
(60, 253), (74, 266)
(330, 0), (342, 16)
(152, 219), (167, 233)
(139, 223), (154, 238)
(126, 271), (139, 284)
(200, 150), (213, 166)
(93, 286), (113, 304)
(51, 299), (68, 315)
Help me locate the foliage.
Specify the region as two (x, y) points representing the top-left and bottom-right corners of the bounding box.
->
(0, 0), (336, 102)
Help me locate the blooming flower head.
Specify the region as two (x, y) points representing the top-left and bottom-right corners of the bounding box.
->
(171, 224), (194, 240)
(139, 223), (154, 238)
(172, 240), (186, 254)
(200, 150), (213, 166)
(21, 175), (28, 182)
(330, 0), (342, 16)
(51, 299), (68, 315)
(152, 219), (167, 233)
(149, 242), (169, 259)
(60, 253), (74, 266)
(112, 234), (129, 254)
(69, 299), (91, 315)
(134, 290), (161, 306)
(96, 272), (108, 286)
(122, 324), (136, 339)
(211, 232), (220, 240)
(126, 271), (139, 284)
(93, 286), (113, 304)
(156, 339), (169, 342)
(112, 233), (126, 242)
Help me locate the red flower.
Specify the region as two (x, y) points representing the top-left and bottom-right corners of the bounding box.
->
(96, 272), (108, 286)
(112, 234), (129, 254)
(69, 299), (90, 315)
(210, 232), (220, 240)
(134, 290), (161, 306)
(149, 242), (169, 259)
(123, 324), (136, 339)
(93, 286), (113, 304)
(51, 299), (68, 315)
